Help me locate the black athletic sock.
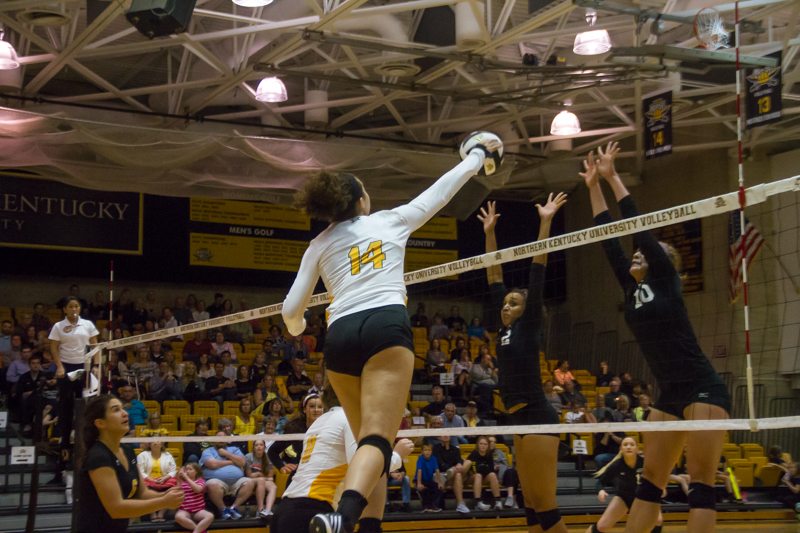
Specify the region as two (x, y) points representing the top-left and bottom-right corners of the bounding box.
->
(357, 517), (382, 533)
(651, 526), (663, 533)
(338, 490), (368, 533)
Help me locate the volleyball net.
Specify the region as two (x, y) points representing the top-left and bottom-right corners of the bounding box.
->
(86, 174), (800, 450)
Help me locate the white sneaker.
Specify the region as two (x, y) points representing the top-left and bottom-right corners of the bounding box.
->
(259, 509), (273, 518)
(504, 496), (515, 508)
(494, 501), (503, 511)
(456, 502), (470, 514)
(476, 501), (491, 511)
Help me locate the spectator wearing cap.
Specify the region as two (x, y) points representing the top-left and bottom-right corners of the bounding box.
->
(462, 401), (486, 444)
(440, 403), (468, 446)
(206, 293), (225, 319)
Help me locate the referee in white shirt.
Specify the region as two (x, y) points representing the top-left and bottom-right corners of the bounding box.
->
(49, 296), (99, 460)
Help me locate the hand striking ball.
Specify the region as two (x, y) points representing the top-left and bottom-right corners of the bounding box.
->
(460, 131), (504, 176)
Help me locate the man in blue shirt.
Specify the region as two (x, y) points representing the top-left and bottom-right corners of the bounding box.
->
(0, 320), (12, 353)
(120, 384), (148, 436)
(200, 432), (255, 520)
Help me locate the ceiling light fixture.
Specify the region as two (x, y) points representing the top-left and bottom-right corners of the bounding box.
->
(0, 31), (19, 70)
(574, 8), (611, 56)
(550, 110), (581, 136)
(255, 77), (287, 102)
(231, 0), (273, 7)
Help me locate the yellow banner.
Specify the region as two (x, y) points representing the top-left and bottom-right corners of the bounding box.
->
(190, 233), (308, 272)
(190, 199), (310, 230)
(410, 217), (457, 240)
(405, 248), (458, 280)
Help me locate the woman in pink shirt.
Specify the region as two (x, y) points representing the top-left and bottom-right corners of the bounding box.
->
(553, 360), (576, 386)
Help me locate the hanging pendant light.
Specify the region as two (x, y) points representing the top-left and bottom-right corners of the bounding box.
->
(255, 77), (287, 102)
(550, 110), (581, 136)
(573, 29), (612, 55)
(0, 34), (19, 70)
(231, 0), (273, 7)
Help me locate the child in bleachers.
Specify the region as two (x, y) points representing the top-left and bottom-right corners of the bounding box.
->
(415, 443), (443, 513)
(463, 436), (502, 511)
(175, 463), (214, 533)
(779, 462), (800, 512)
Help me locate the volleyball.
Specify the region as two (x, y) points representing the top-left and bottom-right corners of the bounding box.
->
(459, 131), (504, 176)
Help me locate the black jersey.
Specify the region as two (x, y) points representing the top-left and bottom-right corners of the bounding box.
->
(76, 442), (140, 533)
(598, 455), (644, 500)
(490, 263), (549, 412)
(594, 196), (723, 395)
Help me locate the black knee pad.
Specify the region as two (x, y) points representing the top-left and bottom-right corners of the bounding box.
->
(688, 482), (716, 510)
(357, 517), (382, 533)
(591, 523), (603, 533)
(635, 478), (663, 504)
(524, 507), (539, 526)
(537, 508), (562, 531)
(358, 435), (393, 476)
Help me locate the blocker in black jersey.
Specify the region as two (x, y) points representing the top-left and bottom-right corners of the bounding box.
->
(490, 263), (560, 429)
(597, 455), (645, 509)
(594, 195), (731, 419)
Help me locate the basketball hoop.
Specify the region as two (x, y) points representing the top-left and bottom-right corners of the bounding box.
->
(694, 7), (729, 50)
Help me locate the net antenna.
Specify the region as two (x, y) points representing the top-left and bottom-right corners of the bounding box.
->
(694, 7), (729, 50)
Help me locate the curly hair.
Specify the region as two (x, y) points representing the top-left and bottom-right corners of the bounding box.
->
(294, 170), (363, 222)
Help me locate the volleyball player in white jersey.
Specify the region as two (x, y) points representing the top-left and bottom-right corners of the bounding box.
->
(273, 386), (414, 533)
(283, 136), (502, 533)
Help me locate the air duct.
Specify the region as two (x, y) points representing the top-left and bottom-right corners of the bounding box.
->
(304, 89), (328, 127)
(455, 1), (486, 50)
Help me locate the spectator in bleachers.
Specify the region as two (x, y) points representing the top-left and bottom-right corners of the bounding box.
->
(282, 334), (309, 362)
(593, 411), (626, 473)
(196, 353), (215, 379)
(604, 377), (621, 409)
(120, 384), (148, 436)
(181, 361), (205, 404)
(543, 380), (562, 414)
(415, 385), (447, 417)
(218, 417), (248, 457)
(129, 346), (159, 393)
(32, 303), (52, 333)
(234, 398), (258, 436)
(186, 294), (198, 311)
(416, 443), (444, 513)
(447, 306), (467, 334)
(559, 379), (588, 408)
(213, 332), (237, 362)
(489, 437), (518, 509)
(149, 340), (167, 364)
(193, 299), (209, 323)
(15, 353), (46, 435)
(553, 360), (576, 387)
(183, 417), (212, 464)
(591, 392), (615, 422)
(410, 303), (428, 329)
(220, 351), (238, 380)
(449, 337), (468, 362)
(462, 401), (486, 441)
(39, 344), (56, 373)
(768, 446), (787, 468)
(249, 352), (270, 384)
(102, 350), (127, 395)
(257, 415), (278, 445)
(206, 362), (238, 408)
(24, 325), (45, 350)
(6, 343), (33, 392)
(56, 285), (88, 316)
(473, 344), (497, 367)
(463, 436), (503, 511)
(239, 300), (262, 334)
(286, 358), (312, 401)
(2, 333), (22, 367)
(432, 428), (469, 513)
(778, 462), (800, 511)
(441, 403), (468, 446)
(130, 299), (149, 331)
(596, 361), (612, 387)
(451, 348), (473, 400)
(428, 315), (451, 342)
(151, 361), (185, 403)
(469, 352), (498, 415)
(235, 365), (256, 400)
(467, 317), (491, 345)
(142, 412), (170, 440)
(206, 293), (225, 319)
(201, 431), (254, 520)
(427, 338), (446, 370)
(12, 312), (33, 339)
(633, 394), (652, 421)
(254, 374), (293, 414)
(159, 307), (182, 342)
(226, 314), (254, 345)
(245, 440), (278, 518)
(261, 339), (277, 360)
(0, 320), (13, 353)
(564, 399), (596, 424)
(265, 398), (290, 434)
(612, 394), (634, 422)
(618, 372), (634, 398)
(266, 325), (287, 351)
(137, 440), (178, 523)
(386, 460), (412, 513)
(175, 463), (214, 533)
(144, 289), (162, 320)
(221, 299), (234, 317)
(173, 297), (193, 326)
(309, 372), (325, 395)
(164, 350), (182, 378)
(87, 292), (108, 322)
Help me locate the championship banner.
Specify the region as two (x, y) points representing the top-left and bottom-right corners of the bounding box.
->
(0, 172), (143, 254)
(643, 91), (673, 159)
(407, 216), (459, 280)
(745, 50), (782, 129)
(651, 219), (703, 294)
(188, 198), (311, 272)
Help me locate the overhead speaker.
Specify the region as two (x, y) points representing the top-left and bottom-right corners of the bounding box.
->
(125, 0), (197, 39)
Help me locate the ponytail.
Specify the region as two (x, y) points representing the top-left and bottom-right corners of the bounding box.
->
(79, 395), (115, 467)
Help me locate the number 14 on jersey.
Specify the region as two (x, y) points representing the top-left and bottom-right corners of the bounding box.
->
(348, 241), (386, 275)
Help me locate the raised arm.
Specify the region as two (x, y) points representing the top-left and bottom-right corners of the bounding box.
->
(477, 201), (503, 285)
(532, 192), (567, 267)
(580, 149), (610, 218)
(282, 242), (320, 336)
(393, 140), (502, 232)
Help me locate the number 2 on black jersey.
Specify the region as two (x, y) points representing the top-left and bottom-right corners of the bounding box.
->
(348, 241), (386, 275)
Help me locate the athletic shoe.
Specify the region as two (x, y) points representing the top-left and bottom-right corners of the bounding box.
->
(504, 496), (515, 508)
(310, 512), (346, 533)
(221, 508), (232, 520)
(259, 509), (273, 518)
(228, 507), (242, 520)
(494, 501), (503, 511)
(476, 501), (491, 511)
(456, 502), (470, 514)
(431, 507), (442, 513)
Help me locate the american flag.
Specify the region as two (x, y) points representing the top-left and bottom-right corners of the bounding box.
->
(729, 211), (764, 303)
